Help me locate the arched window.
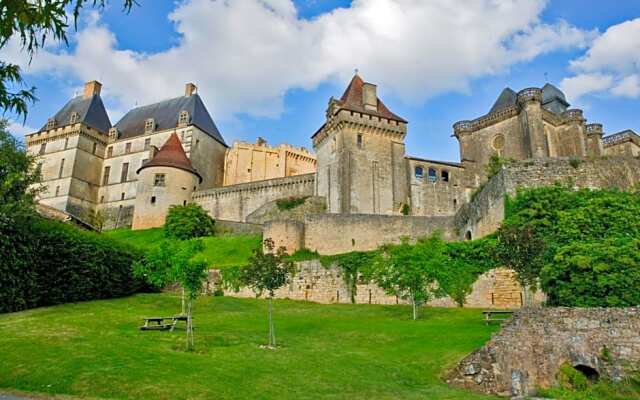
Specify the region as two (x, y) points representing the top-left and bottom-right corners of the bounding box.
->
(415, 166), (423, 179)
(441, 170), (449, 182)
(465, 231), (472, 240)
(428, 168), (437, 182)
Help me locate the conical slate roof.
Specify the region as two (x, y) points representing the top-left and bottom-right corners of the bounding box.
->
(137, 133), (202, 182)
(489, 87), (517, 114)
(334, 74), (407, 123)
(40, 94), (112, 133)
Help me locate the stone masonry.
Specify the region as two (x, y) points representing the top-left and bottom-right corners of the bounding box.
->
(447, 307), (640, 397)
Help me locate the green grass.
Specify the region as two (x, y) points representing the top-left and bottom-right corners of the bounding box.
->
(0, 294), (500, 400)
(105, 228), (262, 268)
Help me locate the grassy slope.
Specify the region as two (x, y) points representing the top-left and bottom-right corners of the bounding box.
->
(105, 228), (262, 268)
(0, 294), (498, 400)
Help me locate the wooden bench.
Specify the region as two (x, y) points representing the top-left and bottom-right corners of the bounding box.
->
(141, 316), (188, 332)
(482, 310), (514, 325)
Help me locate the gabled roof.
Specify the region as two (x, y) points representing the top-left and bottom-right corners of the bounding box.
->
(114, 94), (226, 146)
(137, 132), (202, 182)
(40, 95), (112, 133)
(489, 88), (517, 114)
(334, 74), (407, 123)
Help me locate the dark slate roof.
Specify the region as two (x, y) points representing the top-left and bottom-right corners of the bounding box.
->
(137, 132), (202, 182)
(489, 88), (517, 114)
(114, 94), (227, 146)
(541, 83), (570, 114)
(40, 95), (112, 133)
(336, 74), (407, 123)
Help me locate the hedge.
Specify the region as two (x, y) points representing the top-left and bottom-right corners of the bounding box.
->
(0, 212), (146, 313)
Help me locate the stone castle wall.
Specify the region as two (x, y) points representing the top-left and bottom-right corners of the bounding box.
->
(193, 173), (315, 222)
(216, 261), (541, 309)
(448, 307), (640, 397)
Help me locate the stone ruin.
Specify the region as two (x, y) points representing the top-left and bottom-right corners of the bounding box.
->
(447, 307), (640, 397)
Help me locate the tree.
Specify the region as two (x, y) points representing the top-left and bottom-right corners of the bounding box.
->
(164, 203), (215, 240)
(374, 235), (446, 320)
(494, 224), (546, 307)
(133, 239), (208, 350)
(331, 251), (375, 304)
(0, 1), (136, 117)
(0, 119), (40, 212)
(239, 238), (294, 348)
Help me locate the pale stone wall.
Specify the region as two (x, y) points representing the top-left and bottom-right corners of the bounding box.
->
(449, 307), (640, 397)
(246, 196), (326, 224)
(223, 140), (316, 186)
(193, 173), (316, 222)
(302, 214), (455, 255)
(604, 140), (640, 157)
(217, 261), (541, 309)
(263, 220), (304, 254)
(131, 166), (199, 230)
(406, 158), (466, 216)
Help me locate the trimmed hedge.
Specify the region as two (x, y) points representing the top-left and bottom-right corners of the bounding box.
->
(0, 212), (145, 313)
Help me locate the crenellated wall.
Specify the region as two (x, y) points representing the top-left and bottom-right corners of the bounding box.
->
(193, 173), (316, 222)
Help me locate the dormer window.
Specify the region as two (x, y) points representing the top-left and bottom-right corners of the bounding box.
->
(46, 118), (56, 130)
(145, 118), (155, 133)
(178, 110), (189, 127)
(109, 128), (119, 141)
(69, 112), (80, 124)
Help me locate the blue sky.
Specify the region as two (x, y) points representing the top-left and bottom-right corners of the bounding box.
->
(4, 0), (640, 162)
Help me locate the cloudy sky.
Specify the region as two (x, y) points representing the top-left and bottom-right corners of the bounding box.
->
(3, 0), (640, 162)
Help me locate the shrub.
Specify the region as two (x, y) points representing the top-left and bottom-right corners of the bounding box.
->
(275, 196), (308, 211)
(401, 203), (410, 215)
(164, 203), (215, 240)
(0, 213), (145, 313)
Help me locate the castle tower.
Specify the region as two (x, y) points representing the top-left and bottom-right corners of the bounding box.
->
(24, 80), (111, 220)
(312, 74), (408, 214)
(131, 133), (202, 230)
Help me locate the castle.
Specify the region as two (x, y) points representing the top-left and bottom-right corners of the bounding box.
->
(26, 75), (640, 246)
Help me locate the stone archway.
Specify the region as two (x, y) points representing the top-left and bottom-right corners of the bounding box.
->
(573, 364), (599, 382)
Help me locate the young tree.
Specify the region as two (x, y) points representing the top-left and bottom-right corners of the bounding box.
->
(494, 224), (546, 307)
(164, 203), (215, 240)
(374, 235), (446, 320)
(240, 238), (294, 348)
(0, 1), (136, 117)
(134, 239), (208, 350)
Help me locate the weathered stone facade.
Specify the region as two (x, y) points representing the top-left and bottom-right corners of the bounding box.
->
(448, 307), (640, 397)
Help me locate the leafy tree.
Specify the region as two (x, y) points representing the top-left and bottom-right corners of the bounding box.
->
(0, 119), (40, 212)
(164, 203), (215, 240)
(239, 238), (294, 348)
(134, 239), (208, 350)
(374, 235), (446, 320)
(330, 251), (375, 304)
(541, 239), (640, 307)
(485, 155), (514, 178)
(0, 1), (136, 117)
(494, 224), (546, 307)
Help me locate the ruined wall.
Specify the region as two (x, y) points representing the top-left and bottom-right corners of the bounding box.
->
(455, 157), (640, 240)
(302, 214), (455, 255)
(216, 261), (538, 309)
(193, 173), (316, 222)
(246, 196), (326, 224)
(448, 307), (640, 397)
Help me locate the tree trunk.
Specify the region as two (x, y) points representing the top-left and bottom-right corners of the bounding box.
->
(268, 296), (276, 347)
(181, 287), (186, 315)
(412, 296), (417, 321)
(186, 298), (194, 351)
(523, 285), (534, 308)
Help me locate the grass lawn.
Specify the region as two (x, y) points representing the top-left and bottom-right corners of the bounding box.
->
(105, 228), (262, 268)
(0, 294), (499, 400)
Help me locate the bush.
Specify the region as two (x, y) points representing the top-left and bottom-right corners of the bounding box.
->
(541, 239), (640, 307)
(275, 196), (308, 211)
(164, 203), (215, 240)
(0, 213), (145, 313)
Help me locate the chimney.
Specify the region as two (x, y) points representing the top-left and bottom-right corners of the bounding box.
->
(362, 82), (377, 111)
(185, 83), (197, 97)
(83, 80), (102, 98)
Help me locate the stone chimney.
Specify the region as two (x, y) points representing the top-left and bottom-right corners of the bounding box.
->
(185, 83), (197, 97)
(362, 82), (377, 111)
(83, 80), (102, 98)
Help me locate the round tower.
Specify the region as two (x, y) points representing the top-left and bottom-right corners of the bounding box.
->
(131, 132), (202, 230)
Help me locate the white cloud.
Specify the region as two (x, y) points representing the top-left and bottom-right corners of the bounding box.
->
(560, 73), (613, 102)
(2, 0), (593, 120)
(6, 119), (36, 138)
(562, 18), (640, 100)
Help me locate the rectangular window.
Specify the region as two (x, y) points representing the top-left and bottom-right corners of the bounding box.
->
(125, 143), (132, 154)
(58, 159), (65, 178)
(121, 163), (129, 182)
(100, 196), (104, 203)
(102, 166), (111, 185)
(55, 186), (60, 197)
(64, 138), (69, 149)
(150, 196), (156, 204)
(141, 158), (148, 168)
(92, 142), (97, 155)
(121, 192), (125, 200)
(154, 173), (166, 187)
(107, 146), (113, 158)
(144, 138), (151, 150)
(36, 162), (43, 176)
(357, 134), (363, 149)
(39, 143), (46, 155)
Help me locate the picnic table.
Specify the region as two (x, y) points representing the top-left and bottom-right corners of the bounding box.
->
(482, 310), (513, 325)
(140, 315), (188, 332)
